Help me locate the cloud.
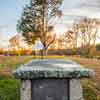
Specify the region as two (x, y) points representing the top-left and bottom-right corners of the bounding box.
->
(54, 0), (100, 43)
(63, 8), (100, 19)
(78, 0), (100, 8)
(61, 0), (100, 25)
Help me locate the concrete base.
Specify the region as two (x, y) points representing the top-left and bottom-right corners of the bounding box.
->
(21, 80), (31, 100)
(70, 79), (84, 100)
(20, 79), (84, 100)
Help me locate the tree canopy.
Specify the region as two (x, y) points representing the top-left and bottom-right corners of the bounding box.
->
(17, 0), (63, 49)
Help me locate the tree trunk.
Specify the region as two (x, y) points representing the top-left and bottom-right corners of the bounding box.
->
(41, 47), (47, 59)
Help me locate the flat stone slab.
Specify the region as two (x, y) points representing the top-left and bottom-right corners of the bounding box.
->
(13, 59), (94, 79)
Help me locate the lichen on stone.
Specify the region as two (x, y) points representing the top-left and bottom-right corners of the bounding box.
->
(13, 59), (95, 79)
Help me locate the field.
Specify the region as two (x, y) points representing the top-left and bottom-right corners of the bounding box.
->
(0, 56), (100, 100)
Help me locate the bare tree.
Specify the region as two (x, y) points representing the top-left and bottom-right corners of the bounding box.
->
(73, 18), (99, 54)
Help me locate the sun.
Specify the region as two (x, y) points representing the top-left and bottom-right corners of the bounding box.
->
(54, 24), (67, 36)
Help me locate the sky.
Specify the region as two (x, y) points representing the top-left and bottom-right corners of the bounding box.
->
(0, 0), (29, 40)
(0, 0), (100, 48)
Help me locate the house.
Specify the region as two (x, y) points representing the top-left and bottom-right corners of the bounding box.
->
(9, 34), (32, 50)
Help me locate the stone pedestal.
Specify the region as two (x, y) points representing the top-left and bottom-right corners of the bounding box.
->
(13, 59), (94, 100)
(70, 79), (83, 100)
(20, 80), (31, 100)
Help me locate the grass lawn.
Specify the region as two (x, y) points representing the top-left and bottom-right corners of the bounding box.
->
(0, 55), (100, 100)
(0, 56), (34, 76)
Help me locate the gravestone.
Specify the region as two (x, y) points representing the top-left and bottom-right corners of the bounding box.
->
(13, 59), (94, 100)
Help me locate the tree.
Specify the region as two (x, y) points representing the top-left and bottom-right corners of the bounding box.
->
(73, 23), (79, 48)
(17, 0), (63, 56)
(63, 30), (75, 49)
(73, 18), (99, 54)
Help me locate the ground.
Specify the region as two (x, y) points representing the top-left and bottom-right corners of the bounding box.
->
(0, 55), (100, 100)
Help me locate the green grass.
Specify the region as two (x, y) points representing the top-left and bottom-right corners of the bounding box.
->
(0, 77), (20, 100)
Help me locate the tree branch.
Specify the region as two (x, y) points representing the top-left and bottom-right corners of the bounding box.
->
(46, 33), (56, 49)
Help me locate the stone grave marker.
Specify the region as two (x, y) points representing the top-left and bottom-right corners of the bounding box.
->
(13, 59), (94, 100)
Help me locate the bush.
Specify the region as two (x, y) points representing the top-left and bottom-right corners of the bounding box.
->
(0, 78), (20, 100)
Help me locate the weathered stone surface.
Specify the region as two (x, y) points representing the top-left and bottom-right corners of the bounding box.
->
(20, 79), (84, 100)
(13, 59), (94, 79)
(14, 59), (94, 100)
(20, 80), (31, 100)
(70, 79), (84, 100)
(32, 79), (69, 100)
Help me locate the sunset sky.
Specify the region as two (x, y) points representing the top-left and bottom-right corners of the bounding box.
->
(0, 0), (100, 48)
